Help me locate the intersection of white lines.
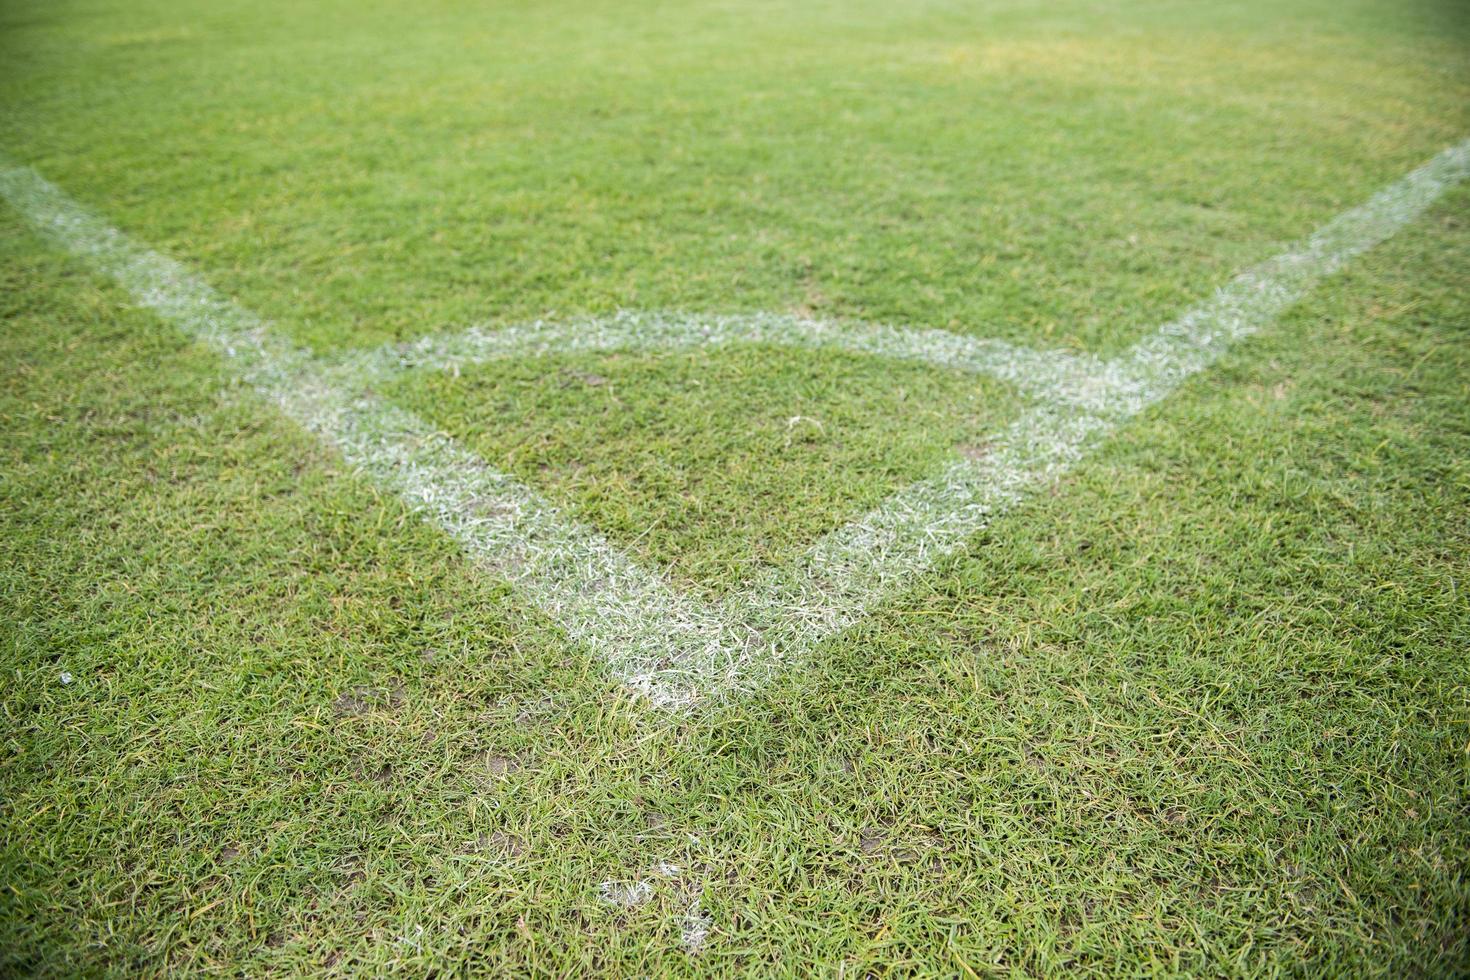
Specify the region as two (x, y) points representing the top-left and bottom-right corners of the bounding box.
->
(3, 140), (1467, 707)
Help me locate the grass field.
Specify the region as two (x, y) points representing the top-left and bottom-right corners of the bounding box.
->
(3, 0), (1470, 974)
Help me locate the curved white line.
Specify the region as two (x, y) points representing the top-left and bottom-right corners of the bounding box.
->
(3, 138), (1466, 705)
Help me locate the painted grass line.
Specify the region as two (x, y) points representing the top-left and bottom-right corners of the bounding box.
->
(726, 405), (1105, 662)
(1120, 141), (1470, 402)
(3, 139), (1465, 706)
(713, 139), (1470, 688)
(319, 141), (1470, 697)
(0, 161), (738, 706)
(324, 310), (1121, 411)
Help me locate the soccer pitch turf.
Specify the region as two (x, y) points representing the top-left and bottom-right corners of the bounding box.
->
(3, 0), (1469, 975)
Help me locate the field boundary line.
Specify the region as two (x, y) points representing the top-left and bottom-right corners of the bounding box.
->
(323, 310), (1124, 411)
(0, 161), (736, 706)
(3, 139), (1466, 704)
(721, 140), (1470, 686)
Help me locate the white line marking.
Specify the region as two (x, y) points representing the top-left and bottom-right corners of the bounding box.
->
(594, 856), (712, 951)
(321, 309), (1124, 412)
(715, 141), (1470, 689)
(0, 161), (733, 706)
(3, 140), (1466, 705)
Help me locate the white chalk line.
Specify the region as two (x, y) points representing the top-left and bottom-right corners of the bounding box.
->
(3, 139), (1467, 707)
(721, 138), (1470, 688)
(321, 309), (1125, 413)
(0, 161), (720, 706)
(328, 139), (1470, 695)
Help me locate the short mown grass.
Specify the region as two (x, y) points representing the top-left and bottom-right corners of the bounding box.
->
(3, 0), (1469, 975)
(387, 348), (1020, 594)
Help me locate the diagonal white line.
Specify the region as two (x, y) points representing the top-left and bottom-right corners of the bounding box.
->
(717, 140), (1470, 687)
(326, 139), (1470, 694)
(1118, 144), (1470, 404)
(3, 139), (1466, 706)
(0, 160), (741, 706)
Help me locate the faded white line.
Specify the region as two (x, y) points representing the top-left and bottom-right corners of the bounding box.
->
(3, 139), (1466, 705)
(713, 140), (1470, 689)
(594, 854), (713, 953)
(0, 160), (734, 707)
(323, 309), (1124, 412)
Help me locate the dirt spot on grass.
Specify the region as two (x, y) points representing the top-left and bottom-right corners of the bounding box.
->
(218, 845), (241, 863)
(334, 857), (367, 893)
(332, 690), (370, 719)
(473, 831), (528, 858)
(463, 748), (526, 781)
(560, 369), (608, 387)
(351, 757), (394, 783)
(514, 697), (555, 727)
(1022, 744), (1050, 774)
(856, 824), (941, 866)
(1282, 862), (1323, 911)
(957, 441), (993, 461)
(333, 679), (405, 718)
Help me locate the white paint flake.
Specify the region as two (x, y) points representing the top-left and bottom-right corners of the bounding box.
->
(594, 858), (713, 952)
(3, 139), (1466, 705)
(681, 899), (712, 953)
(598, 879), (654, 907)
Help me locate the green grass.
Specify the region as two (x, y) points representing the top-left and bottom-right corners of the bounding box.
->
(3, 0), (1470, 975)
(386, 348), (1020, 594)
